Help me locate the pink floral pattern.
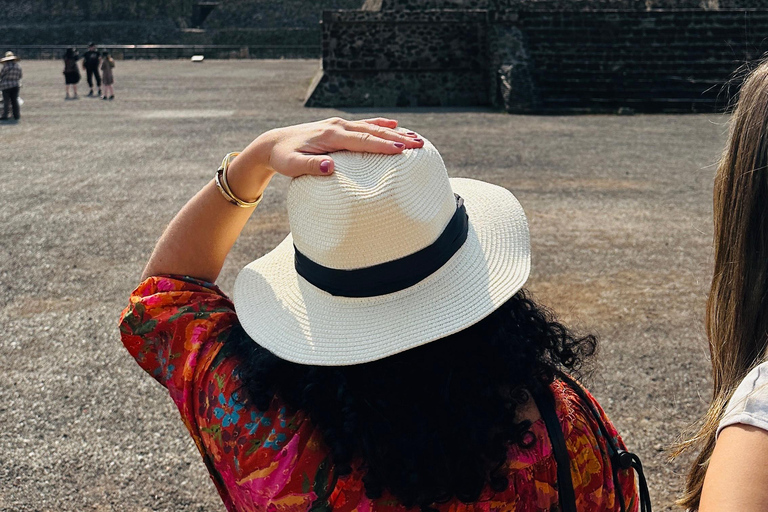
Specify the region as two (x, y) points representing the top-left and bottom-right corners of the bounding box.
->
(120, 275), (639, 512)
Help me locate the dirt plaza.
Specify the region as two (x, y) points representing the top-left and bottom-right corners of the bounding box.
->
(0, 59), (726, 511)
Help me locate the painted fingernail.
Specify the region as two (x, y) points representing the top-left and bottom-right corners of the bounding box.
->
(406, 132), (417, 136)
(394, 142), (405, 149)
(414, 138), (423, 143)
(320, 160), (332, 173)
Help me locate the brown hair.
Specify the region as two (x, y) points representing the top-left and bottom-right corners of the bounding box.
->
(676, 60), (768, 509)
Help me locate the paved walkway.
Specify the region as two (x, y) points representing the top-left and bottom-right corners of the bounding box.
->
(0, 59), (726, 511)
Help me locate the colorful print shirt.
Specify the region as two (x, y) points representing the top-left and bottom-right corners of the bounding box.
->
(119, 275), (639, 512)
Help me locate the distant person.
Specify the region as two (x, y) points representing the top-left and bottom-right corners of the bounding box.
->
(100, 51), (115, 100)
(82, 42), (101, 97)
(0, 51), (22, 122)
(119, 118), (648, 512)
(677, 60), (768, 511)
(63, 48), (80, 100)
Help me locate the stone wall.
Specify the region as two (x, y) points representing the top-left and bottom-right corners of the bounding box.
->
(372, 0), (766, 10)
(0, 0), (360, 46)
(519, 9), (768, 112)
(306, 4), (768, 112)
(0, 0), (362, 24)
(306, 10), (490, 107)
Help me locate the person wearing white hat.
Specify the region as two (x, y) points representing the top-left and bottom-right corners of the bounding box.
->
(120, 117), (645, 512)
(0, 51), (22, 121)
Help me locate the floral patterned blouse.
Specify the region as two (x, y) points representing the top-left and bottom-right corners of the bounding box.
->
(119, 275), (639, 512)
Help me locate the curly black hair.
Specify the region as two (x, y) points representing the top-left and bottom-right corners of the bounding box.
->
(227, 289), (596, 510)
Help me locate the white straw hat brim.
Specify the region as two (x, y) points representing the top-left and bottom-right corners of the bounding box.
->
(233, 177), (530, 366)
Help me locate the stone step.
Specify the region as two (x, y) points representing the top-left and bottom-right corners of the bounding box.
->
(529, 63), (746, 73)
(532, 71), (733, 81)
(537, 96), (723, 113)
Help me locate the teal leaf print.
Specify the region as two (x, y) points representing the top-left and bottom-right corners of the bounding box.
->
(214, 373), (225, 391)
(167, 304), (232, 323)
(314, 457), (332, 497)
(132, 319), (158, 336)
(244, 438), (262, 456)
(201, 424), (223, 444)
(309, 455), (335, 512)
(121, 303), (158, 336)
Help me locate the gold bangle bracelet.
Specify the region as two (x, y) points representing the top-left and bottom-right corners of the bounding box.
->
(215, 152), (263, 208)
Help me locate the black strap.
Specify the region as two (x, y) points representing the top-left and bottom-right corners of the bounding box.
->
(557, 373), (653, 512)
(294, 195), (469, 297)
(530, 385), (577, 512)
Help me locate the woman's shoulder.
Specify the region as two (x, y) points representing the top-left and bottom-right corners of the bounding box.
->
(119, 274), (238, 389)
(719, 361), (768, 436)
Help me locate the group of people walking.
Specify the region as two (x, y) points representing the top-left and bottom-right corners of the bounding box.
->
(0, 42), (118, 124)
(63, 43), (115, 100)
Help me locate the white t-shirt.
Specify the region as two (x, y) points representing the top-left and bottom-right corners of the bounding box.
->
(718, 361), (768, 436)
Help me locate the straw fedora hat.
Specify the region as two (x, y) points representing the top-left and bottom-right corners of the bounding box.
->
(233, 135), (531, 366)
(0, 52), (19, 63)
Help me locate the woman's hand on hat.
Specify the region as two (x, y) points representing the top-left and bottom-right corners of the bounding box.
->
(240, 117), (423, 179)
(139, 118), (422, 284)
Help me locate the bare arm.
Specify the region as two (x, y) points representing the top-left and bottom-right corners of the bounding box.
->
(699, 424), (768, 512)
(140, 117), (423, 283)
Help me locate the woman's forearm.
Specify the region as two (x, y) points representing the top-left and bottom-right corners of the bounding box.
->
(140, 180), (257, 283)
(140, 135), (275, 283)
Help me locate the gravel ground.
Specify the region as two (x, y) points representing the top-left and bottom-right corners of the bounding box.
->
(0, 60), (726, 511)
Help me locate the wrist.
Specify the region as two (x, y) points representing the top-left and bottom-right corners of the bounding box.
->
(226, 133), (277, 202)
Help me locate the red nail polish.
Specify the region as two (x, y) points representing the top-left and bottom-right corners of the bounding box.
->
(394, 142), (405, 149)
(414, 138), (423, 143)
(320, 160), (331, 173)
(406, 132), (417, 136)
